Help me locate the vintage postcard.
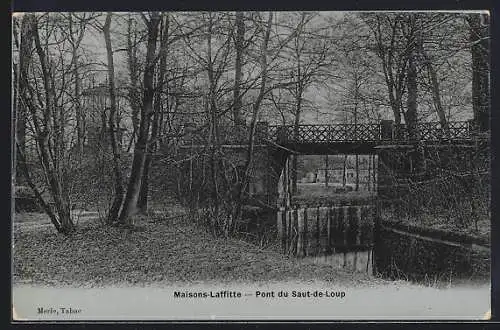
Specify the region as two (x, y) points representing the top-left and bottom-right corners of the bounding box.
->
(11, 10), (491, 321)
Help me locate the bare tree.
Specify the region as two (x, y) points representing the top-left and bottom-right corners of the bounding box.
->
(125, 16), (142, 152)
(118, 12), (161, 225)
(419, 47), (449, 132)
(467, 13), (490, 132)
(403, 15), (419, 141)
(61, 13), (89, 155)
(232, 11), (246, 126)
(280, 12), (334, 194)
(138, 12), (171, 213)
(101, 12), (125, 223)
(364, 14), (407, 126)
(232, 12), (274, 230)
(16, 14), (77, 234)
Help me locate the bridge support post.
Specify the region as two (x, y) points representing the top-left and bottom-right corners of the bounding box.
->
(377, 120), (396, 203)
(380, 120), (394, 141)
(255, 121), (269, 142)
(276, 126), (289, 144)
(376, 150), (391, 202)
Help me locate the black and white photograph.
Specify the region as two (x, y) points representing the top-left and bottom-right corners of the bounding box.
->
(11, 10), (491, 320)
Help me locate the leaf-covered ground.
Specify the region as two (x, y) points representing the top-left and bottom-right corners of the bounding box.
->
(12, 209), (382, 287)
(380, 209), (490, 245)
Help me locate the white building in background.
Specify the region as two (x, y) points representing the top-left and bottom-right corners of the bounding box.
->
(81, 82), (129, 151)
(315, 167), (374, 186)
(296, 154), (378, 191)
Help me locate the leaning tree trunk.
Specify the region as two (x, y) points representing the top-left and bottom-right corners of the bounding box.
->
(353, 80), (360, 192)
(73, 54), (85, 155)
(126, 16), (141, 152)
(233, 12), (273, 233)
(205, 13), (222, 224)
(291, 83), (303, 195)
(372, 154), (377, 191)
(421, 50), (449, 133)
(324, 155), (329, 188)
(68, 14), (87, 156)
(233, 11), (245, 126)
(355, 155), (359, 191)
(138, 13), (170, 214)
(103, 13), (125, 224)
(15, 15), (30, 184)
(342, 155), (347, 187)
(405, 46), (425, 175)
(405, 49), (418, 142)
(367, 154), (372, 191)
(119, 13), (161, 225)
(469, 13), (490, 133)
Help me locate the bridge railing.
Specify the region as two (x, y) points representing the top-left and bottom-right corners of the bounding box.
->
(268, 123), (382, 143)
(420, 121), (473, 141)
(268, 121), (473, 144)
(384, 121), (473, 142)
(178, 120), (474, 146)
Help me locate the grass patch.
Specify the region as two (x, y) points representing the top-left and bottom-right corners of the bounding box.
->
(380, 209), (490, 245)
(12, 209), (378, 287)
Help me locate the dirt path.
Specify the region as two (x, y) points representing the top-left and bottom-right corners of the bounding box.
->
(13, 211), (101, 231)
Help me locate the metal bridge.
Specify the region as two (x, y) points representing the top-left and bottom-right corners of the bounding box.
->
(178, 120), (476, 154)
(268, 121), (473, 143)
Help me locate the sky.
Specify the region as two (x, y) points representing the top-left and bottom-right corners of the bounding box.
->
(12, 11), (478, 126)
